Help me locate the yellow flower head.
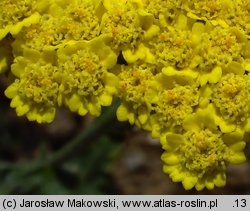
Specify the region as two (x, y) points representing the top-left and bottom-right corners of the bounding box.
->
(49, 0), (102, 41)
(183, 0), (250, 35)
(5, 48), (59, 123)
(101, 0), (155, 51)
(57, 35), (118, 116)
(116, 63), (158, 129)
(150, 83), (199, 138)
(149, 27), (193, 70)
(0, 0), (40, 40)
(192, 26), (246, 74)
(161, 105), (246, 190)
(13, 0), (102, 52)
(212, 73), (250, 125)
(141, 0), (182, 25)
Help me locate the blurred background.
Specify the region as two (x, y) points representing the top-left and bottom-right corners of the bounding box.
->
(0, 78), (250, 195)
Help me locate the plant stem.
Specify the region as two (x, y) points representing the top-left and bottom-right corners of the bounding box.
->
(0, 100), (120, 172)
(48, 100), (120, 165)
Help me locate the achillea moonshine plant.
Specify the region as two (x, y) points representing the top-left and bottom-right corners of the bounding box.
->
(1, 0), (250, 191)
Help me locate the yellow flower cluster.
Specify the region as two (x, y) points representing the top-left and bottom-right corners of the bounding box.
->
(1, 0), (250, 190)
(2, 0), (118, 123)
(116, 0), (250, 190)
